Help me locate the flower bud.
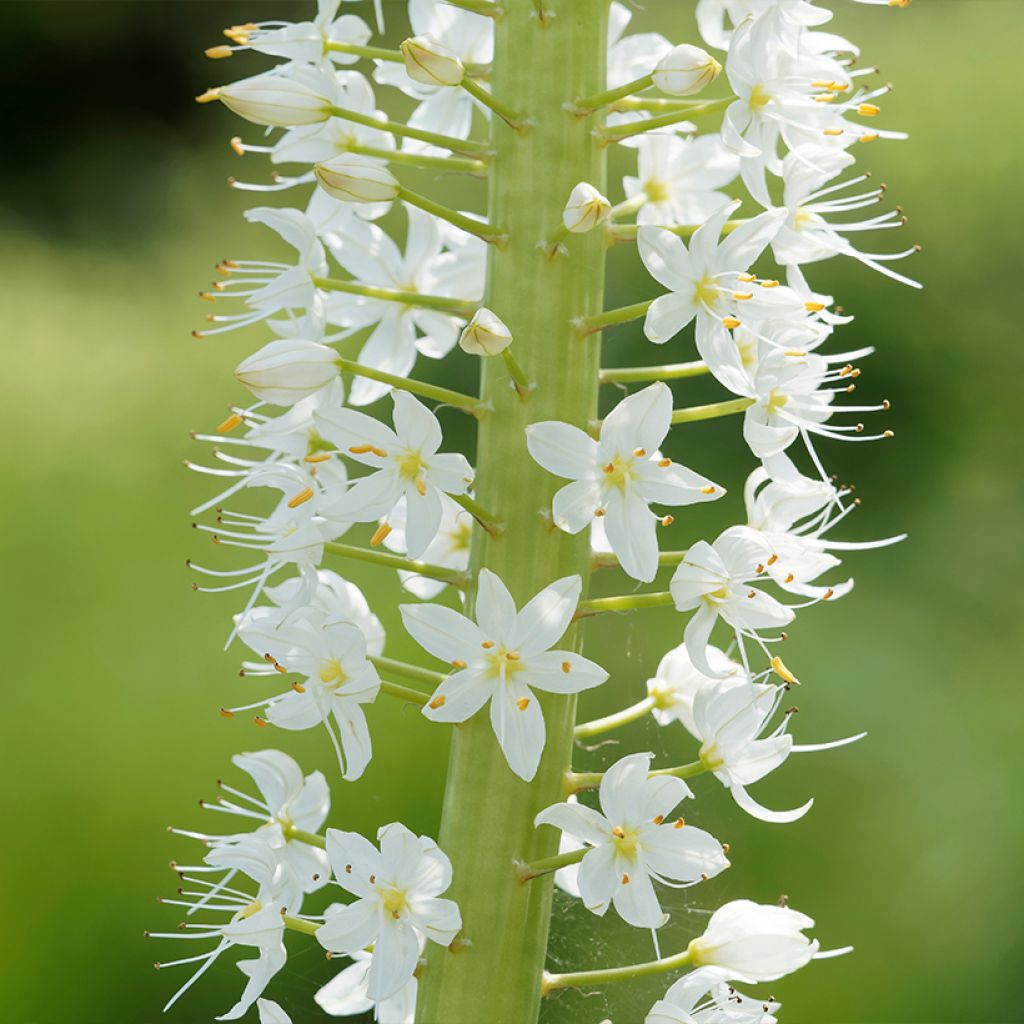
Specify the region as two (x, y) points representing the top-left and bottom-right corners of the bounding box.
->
(562, 182), (611, 234)
(215, 72), (334, 127)
(235, 339), (340, 405)
(400, 35), (465, 87)
(652, 45), (722, 97)
(314, 155), (401, 204)
(687, 900), (821, 982)
(459, 308), (513, 356)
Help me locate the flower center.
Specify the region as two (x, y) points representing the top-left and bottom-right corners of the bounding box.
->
(699, 741), (725, 771)
(643, 176), (672, 204)
(694, 273), (722, 310)
(767, 388), (790, 412)
(602, 456), (635, 492)
(397, 449), (425, 481)
(611, 825), (642, 860)
(239, 899), (263, 919)
(448, 520), (473, 553)
(319, 659), (347, 688)
(484, 645), (523, 680)
(380, 886), (408, 918)
(749, 83), (773, 111)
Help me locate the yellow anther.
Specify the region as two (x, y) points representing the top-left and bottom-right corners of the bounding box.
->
(594, 508), (606, 518)
(603, 463), (615, 474)
(784, 573), (795, 584)
(700, 872), (709, 881)
(783, 349), (807, 358)
(199, 291), (217, 302)
(814, 93), (837, 103)
(220, 708), (235, 719)
(747, 590), (757, 598)
(632, 447), (647, 457)
(451, 660), (467, 669)
(561, 661), (571, 673)
(658, 458), (672, 468)
(621, 873), (631, 884)
(254, 716), (269, 728)
(291, 681), (306, 694)
(700, 485), (716, 495)
(216, 413), (243, 434)
(415, 477), (427, 497)
(756, 564), (765, 574)
(205, 45), (234, 59)
(733, 292), (754, 301)
(883, 429), (895, 438)
(481, 640), (495, 649)
(859, 132), (880, 144)
(195, 87), (221, 104)
(660, 515), (674, 526)
(760, 280), (779, 289)
(349, 443), (387, 457)
(858, 103), (881, 117)
(287, 487), (315, 509)
(823, 588), (835, 600)
(674, 817), (686, 829)
(823, 127), (844, 137)
(652, 815), (664, 825)
(722, 842), (731, 854)
(722, 316), (741, 330)
(428, 695), (446, 710)
(805, 301), (826, 312)
(370, 522), (392, 547)
(516, 697), (530, 711)
(767, 553), (779, 566)
(850, 368), (862, 378)
(304, 453), (332, 463)
(230, 136), (245, 155)
(771, 656), (799, 685)
(738, 273), (756, 283)
(506, 651), (521, 661)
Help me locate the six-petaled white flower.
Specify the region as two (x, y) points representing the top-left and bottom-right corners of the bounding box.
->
(646, 965), (781, 1024)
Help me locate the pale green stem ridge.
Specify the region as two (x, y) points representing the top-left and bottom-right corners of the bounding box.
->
(398, 186), (508, 244)
(671, 397), (755, 424)
(334, 356), (484, 414)
(345, 142), (488, 175)
(323, 540), (469, 586)
(599, 360), (708, 384)
(415, 5), (609, 1020)
(328, 104), (490, 156)
(573, 695), (656, 739)
(542, 947), (694, 994)
(312, 275), (477, 316)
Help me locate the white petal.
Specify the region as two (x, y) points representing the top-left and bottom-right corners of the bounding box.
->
(489, 680), (546, 781)
(520, 650), (608, 695)
(534, 801), (610, 847)
(421, 668), (494, 723)
(600, 382), (672, 456)
(525, 421), (598, 480)
(510, 575), (582, 655)
(399, 603), (483, 663)
(366, 919), (421, 1002)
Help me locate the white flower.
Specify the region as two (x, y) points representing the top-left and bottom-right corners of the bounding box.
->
(696, 0), (834, 52)
(373, 0), (493, 154)
(315, 153), (401, 203)
(400, 571), (608, 780)
(652, 45), (722, 97)
(669, 526), (795, 677)
(562, 182), (612, 234)
(314, 390), (474, 559)
(317, 823), (461, 1001)
(638, 202), (793, 351)
(220, 2), (373, 65)
(235, 339), (341, 405)
(234, 607), (382, 779)
(536, 753), (729, 928)
(382, 493), (472, 599)
(646, 965), (780, 1024)
(605, 3), (674, 138)
(647, 642), (746, 734)
(200, 207), (328, 336)
(526, 383), (724, 583)
(322, 205), (484, 404)
(689, 677), (864, 822)
(459, 306), (513, 356)
(215, 63), (335, 127)
(401, 35), (465, 87)
(623, 134), (739, 228)
(315, 947), (418, 1022)
(687, 899), (844, 982)
(772, 147), (921, 288)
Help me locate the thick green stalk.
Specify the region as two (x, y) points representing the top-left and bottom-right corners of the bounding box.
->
(415, 4), (609, 1022)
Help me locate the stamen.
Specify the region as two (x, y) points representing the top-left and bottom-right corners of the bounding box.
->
(370, 523), (392, 547)
(700, 485), (716, 494)
(561, 661), (571, 673)
(216, 413), (243, 434)
(658, 458), (672, 467)
(632, 447), (646, 457)
(287, 488), (314, 509)
(516, 697), (530, 711)
(428, 695), (446, 710)
(722, 316), (741, 329)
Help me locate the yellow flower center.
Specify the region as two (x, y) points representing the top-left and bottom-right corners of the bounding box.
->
(749, 84), (773, 111)
(380, 886), (408, 917)
(397, 449), (425, 481)
(602, 456), (635, 492)
(694, 273), (721, 309)
(611, 825), (642, 860)
(319, 659), (347, 688)
(643, 176), (672, 204)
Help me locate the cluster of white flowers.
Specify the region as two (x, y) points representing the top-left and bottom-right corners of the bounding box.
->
(155, 0), (914, 1019)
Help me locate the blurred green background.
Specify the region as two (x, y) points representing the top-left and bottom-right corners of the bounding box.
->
(2, 2), (1021, 1022)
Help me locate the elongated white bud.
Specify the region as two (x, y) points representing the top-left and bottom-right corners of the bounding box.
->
(214, 72), (333, 127)
(314, 154), (401, 203)
(652, 44), (722, 96)
(562, 182), (611, 234)
(234, 339), (340, 405)
(400, 35), (465, 87)
(460, 308), (513, 356)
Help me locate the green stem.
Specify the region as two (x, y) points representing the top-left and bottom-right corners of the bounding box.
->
(607, 219), (746, 244)
(325, 40), (404, 63)
(334, 356), (484, 415)
(671, 397), (755, 424)
(593, 549), (689, 570)
(368, 655), (447, 688)
(573, 73), (653, 115)
(518, 846), (587, 880)
(543, 947), (693, 994)
(415, 5), (609, 1021)
(575, 299), (652, 337)
(612, 95), (733, 113)
(398, 187), (508, 245)
(461, 75), (527, 129)
(282, 915), (320, 937)
(451, 492), (505, 535)
(575, 591), (675, 617)
(324, 540), (470, 587)
(599, 360), (708, 384)
(328, 104), (490, 157)
(312, 275), (477, 316)
(573, 696), (655, 739)
(501, 348), (535, 396)
(598, 97), (734, 144)
(283, 827), (327, 849)
(380, 680), (431, 706)
(566, 759), (705, 793)
(345, 142), (488, 176)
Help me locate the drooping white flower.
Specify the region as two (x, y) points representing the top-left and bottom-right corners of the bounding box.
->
(401, 34), (466, 87)
(669, 526), (795, 677)
(235, 338), (341, 405)
(696, 0), (834, 52)
(213, 63), (336, 127)
(400, 571), (608, 780)
(536, 753), (729, 928)
(623, 134), (739, 228)
(606, 2), (673, 90)
(459, 306), (513, 356)
(562, 182), (612, 234)
(646, 965), (781, 1024)
(526, 383), (724, 582)
(687, 900), (848, 982)
(638, 202), (794, 351)
(199, 207), (328, 336)
(373, 0), (493, 154)
(652, 45), (723, 97)
(317, 823), (461, 1001)
(647, 642), (747, 734)
(234, 607), (382, 779)
(315, 946), (419, 1022)
(322, 205), (484, 404)
(315, 390), (474, 559)
(315, 153), (401, 203)
(688, 676), (865, 822)
(382, 492), (472, 599)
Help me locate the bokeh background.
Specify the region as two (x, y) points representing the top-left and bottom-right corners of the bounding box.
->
(2, 2), (1021, 1022)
